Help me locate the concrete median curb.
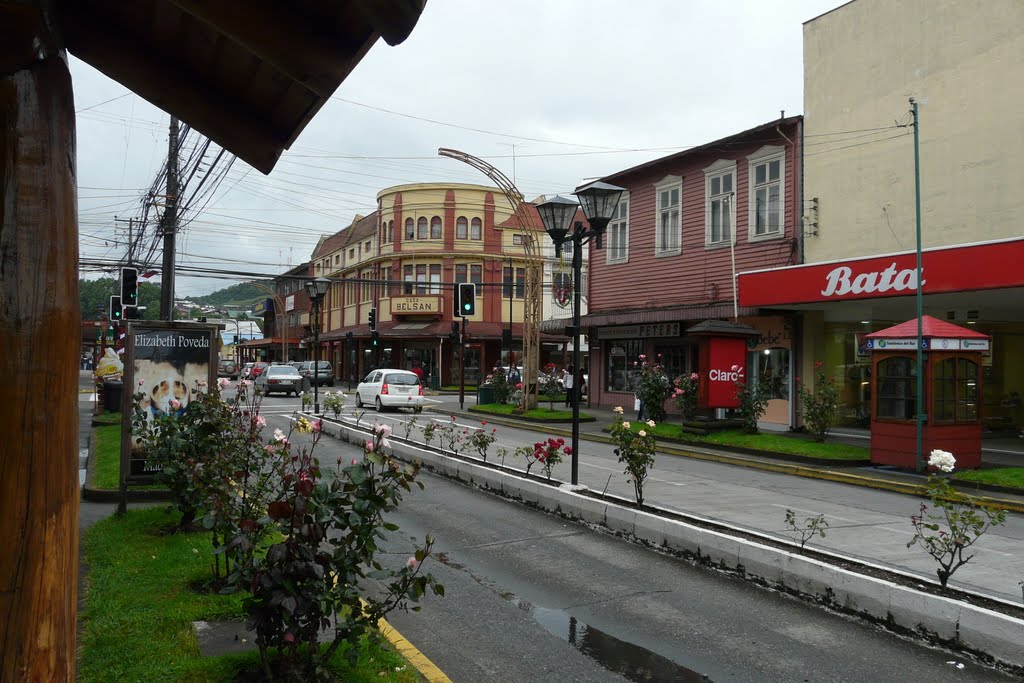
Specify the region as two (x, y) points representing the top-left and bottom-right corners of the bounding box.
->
(315, 415), (1024, 674)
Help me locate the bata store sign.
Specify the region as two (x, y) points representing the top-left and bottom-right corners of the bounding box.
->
(738, 239), (1024, 306)
(700, 337), (747, 409)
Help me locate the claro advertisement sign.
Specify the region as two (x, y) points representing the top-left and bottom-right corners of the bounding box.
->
(699, 337), (747, 409)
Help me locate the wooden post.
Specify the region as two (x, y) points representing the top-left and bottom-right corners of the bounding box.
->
(0, 2), (80, 679)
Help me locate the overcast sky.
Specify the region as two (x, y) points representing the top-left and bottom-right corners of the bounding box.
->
(73, 0), (845, 297)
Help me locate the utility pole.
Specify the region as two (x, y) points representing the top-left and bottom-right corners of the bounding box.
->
(910, 98), (924, 473)
(159, 117), (179, 320)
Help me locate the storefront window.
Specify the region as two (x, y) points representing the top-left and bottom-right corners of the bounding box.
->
(606, 339), (643, 392)
(653, 345), (690, 381)
(754, 347), (790, 400)
(877, 356), (917, 420)
(934, 357), (979, 423)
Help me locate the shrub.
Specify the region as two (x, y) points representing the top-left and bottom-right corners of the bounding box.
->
(540, 362), (562, 410)
(784, 509), (829, 552)
(531, 437), (571, 480)
(468, 422), (498, 461)
(485, 365), (513, 405)
(671, 372), (700, 422)
(797, 362), (839, 442)
(322, 390), (346, 419)
(608, 407), (657, 507)
(734, 374), (770, 434)
(227, 421), (443, 679)
(907, 449), (1007, 587)
(633, 355), (673, 422)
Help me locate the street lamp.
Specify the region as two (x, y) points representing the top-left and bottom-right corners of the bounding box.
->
(304, 276), (331, 414)
(536, 180), (624, 486)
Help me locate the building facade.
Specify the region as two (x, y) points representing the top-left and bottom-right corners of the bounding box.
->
(738, 0), (1024, 431)
(240, 263), (311, 363)
(313, 183), (558, 386)
(585, 117), (803, 429)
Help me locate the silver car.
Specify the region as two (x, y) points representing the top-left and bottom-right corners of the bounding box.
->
(255, 364), (307, 396)
(355, 369), (424, 412)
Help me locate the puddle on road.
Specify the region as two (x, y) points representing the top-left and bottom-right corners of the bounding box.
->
(531, 606), (711, 682)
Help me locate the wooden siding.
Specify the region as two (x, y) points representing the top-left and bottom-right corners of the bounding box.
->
(590, 123), (800, 316)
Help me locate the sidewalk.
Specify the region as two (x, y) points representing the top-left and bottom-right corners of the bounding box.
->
(421, 400), (1024, 604)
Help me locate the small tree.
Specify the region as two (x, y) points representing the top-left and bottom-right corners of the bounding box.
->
(608, 407), (657, 508)
(907, 449), (1007, 588)
(784, 509), (829, 552)
(797, 362), (839, 442)
(671, 372), (700, 422)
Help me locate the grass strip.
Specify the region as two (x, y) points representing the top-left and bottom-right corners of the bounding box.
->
(630, 422), (870, 461)
(954, 466), (1024, 490)
(79, 506), (422, 682)
(93, 411), (122, 426)
(474, 403), (587, 420)
(91, 425), (123, 489)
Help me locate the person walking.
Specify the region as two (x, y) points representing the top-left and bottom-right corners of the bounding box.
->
(563, 364), (574, 407)
(411, 360), (424, 385)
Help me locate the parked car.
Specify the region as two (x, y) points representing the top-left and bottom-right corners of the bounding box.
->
(248, 361), (269, 380)
(355, 369), (424, 412)
(240, 362), (254, 379)
(254, 364), (306, 396)
(217, 358), (239, 380)
(296, 360), (334, 387)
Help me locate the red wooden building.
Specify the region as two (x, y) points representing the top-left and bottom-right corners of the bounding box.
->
(582, 116), (803, 428)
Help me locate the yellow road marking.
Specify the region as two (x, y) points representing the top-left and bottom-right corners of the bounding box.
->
(377, 616), (452, 683)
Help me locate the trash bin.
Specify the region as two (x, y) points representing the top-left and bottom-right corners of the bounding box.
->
(430, 372), (440, 391)
(477, 385), (495, 405)
(103, 379), (124, 413)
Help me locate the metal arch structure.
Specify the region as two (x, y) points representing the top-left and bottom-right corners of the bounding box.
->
(438, 147), (541, 410)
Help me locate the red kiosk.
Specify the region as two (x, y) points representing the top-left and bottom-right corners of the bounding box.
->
(687, 320), (760, 411)
(866, 315), (990, 469)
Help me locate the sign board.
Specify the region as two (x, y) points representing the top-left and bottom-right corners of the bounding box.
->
(738, 238), (1024, 306)
(701, 336), (747, 409)
(866, 338), (927, 350)
(285, 294), (295, 312)
(392, 295), (441, 314)
(119, 322), (218, 487)
(599, 322), (681, 340)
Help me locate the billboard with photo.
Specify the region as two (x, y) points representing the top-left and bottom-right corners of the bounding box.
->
(119, 322), (218, 486)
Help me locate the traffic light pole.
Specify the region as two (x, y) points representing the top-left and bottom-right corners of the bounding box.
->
(458, 316), (467, 410)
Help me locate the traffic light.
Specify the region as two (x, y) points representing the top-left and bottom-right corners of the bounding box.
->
(346, 331), (354, 345)
(120, 267), (138, 305)
(455, 282), (476, 317)
(371, 331), (380, 347)
(368, 307), (377, 331)
(449, 321), (460, 342)
(109, 295), (122, 321)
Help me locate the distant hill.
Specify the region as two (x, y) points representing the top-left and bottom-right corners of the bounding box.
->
(191, 281), (269, 308)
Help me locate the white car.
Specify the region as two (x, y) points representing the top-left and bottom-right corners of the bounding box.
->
(355, 369), (425, 412)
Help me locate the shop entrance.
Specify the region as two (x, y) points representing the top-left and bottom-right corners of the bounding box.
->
(404, 344), (437, 388)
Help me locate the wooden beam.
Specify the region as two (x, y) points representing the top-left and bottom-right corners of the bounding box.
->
(169, 0), (375, 99)
(0, 4), (80, 678)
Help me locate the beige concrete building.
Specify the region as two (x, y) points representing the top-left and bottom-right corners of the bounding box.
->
(802, 0), (1024, 262)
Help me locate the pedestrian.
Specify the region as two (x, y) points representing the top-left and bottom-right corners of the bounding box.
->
(509, 365), (521, 385)
(563, 364), (574, 407)
(635, 391), (645, 421)
(411, 360), (424, 385)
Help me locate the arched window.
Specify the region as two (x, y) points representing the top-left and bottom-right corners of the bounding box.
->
(933, 356), (979, 423)
(430, 216), (442, 239)
(405, 218), (415, 240)
(417, 216), (428, 239)
(470, 217), (482, 240)
(456, 216), (468, 239)
(388, 220), (394, 243)
(876, 356), (917, 420)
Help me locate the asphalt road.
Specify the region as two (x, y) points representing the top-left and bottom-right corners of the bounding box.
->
(252, 393), (1017, 683)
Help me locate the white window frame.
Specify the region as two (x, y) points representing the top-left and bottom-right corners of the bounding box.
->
(704, 159), (736, 248)
(746, 145), (785, 242)
(654, 176), (681, 257)
(606, 192), (630, 264)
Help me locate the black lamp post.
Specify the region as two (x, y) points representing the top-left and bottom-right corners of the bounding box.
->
(304, 276), (331, 414)
(536, 181), (624, 486)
